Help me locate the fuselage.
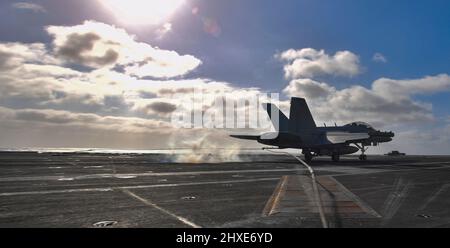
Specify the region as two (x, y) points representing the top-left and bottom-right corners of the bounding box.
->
(256, 122), (394, 155)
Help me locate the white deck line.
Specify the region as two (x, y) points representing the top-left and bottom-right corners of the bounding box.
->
(0, 177), (280, 197)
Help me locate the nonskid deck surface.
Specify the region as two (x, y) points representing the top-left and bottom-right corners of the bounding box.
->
(0, 152), (449, 228)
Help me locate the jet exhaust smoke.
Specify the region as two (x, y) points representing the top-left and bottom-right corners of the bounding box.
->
(168, 131), (243, 163)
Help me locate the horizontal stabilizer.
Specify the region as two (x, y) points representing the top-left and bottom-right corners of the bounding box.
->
(229, 135), (260, 140)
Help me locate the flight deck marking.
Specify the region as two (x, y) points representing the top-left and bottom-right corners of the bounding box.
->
(121, 189), (201, 228)
(416, 184), (449, 212)
(262, 176), (288, 216)
(0, 168), (303, 182)
(324, 176), (381, 218)
(262, 175), (381, 219)
(2, 161), (450, 183)
(0, 177), (280, 196)
(380, 178), (413, 226)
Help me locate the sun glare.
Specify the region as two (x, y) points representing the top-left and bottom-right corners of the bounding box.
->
(100, 0), (185, 26)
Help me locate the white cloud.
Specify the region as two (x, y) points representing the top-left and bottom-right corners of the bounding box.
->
(47, 21), (202, 78)
(0, 21), (270, 151)
(1, 24), (449, 155)
(372, 52), (387, 63)
(11, 2), (46, 13)
(372, 74), (450, 99)
(0, 106), (172, 133)
(0, 44), (265, 118)
(0, 22), (228, 131)
(283, 74), (450, 128)
(283, 78), (335, 99)
(0, 43), (58, 70)
(155, 23), (173, 39)
(275, 48), (361, 79)
(276, 48), (450, 131)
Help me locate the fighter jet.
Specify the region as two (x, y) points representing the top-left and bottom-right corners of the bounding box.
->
(231, 97), (394, 162)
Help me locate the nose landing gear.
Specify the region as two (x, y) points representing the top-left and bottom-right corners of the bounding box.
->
(304, 151), (313, 162)
(355, 143), (368, 161)
(359, 154), (367, 161)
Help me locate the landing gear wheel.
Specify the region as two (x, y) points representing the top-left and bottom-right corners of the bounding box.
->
(332, 154), (340, 162)
(305, 152), (313, 163)
(355, 143), (369, 161)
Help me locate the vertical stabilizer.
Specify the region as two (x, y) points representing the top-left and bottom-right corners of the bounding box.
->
(289, 98), (316, 132)
(263, 103), (289, 132)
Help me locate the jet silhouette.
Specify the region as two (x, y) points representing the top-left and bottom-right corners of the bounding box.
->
(231, 97), (394, 162)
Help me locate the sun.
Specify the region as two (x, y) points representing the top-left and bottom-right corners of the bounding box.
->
(99, 0), (185, 26)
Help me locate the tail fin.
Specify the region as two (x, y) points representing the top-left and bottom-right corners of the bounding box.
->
(263, 103), (289, 132)
(289, 97), (316, 132)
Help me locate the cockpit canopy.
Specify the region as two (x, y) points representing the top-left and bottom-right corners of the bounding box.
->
(344, 121), (375, 130)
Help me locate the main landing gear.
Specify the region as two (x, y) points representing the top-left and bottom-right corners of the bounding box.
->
(359, 154), (367, 161)
(304, 152), (313, 163)
(331, 153), (340, 162)
(304, 151), (340, 162)
(354, 143), (368, 161)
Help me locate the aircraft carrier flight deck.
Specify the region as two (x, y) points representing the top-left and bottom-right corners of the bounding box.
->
(1, 152), (450, 228)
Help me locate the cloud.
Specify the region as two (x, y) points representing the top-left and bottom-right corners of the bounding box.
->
(0, 20), (272, 152)
(0, 23), (223, 126)
(373, 53), (387, 63)
(0, 106), (172, 133)
(275, 48), (361, 79)
(11, 2), (46, 13)
(54, 32), (119, 67)
(2, 20), (449, 155)
(146, 101), (177, 114)
(0, 43), (58, 70)
(283, 79), (335, 99)
(276, 48), (450, 131)
(283, 74), (450, 128)
(47, 21), (202, 78)
(0, 51), (14, 70)
(132, 100), (178, 116)
(372, 74), (450, 99)
(156, 23), (173, 39)
(0, 40), (270, 136)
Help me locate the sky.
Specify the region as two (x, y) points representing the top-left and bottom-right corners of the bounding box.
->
(0, 0), (449, 155)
